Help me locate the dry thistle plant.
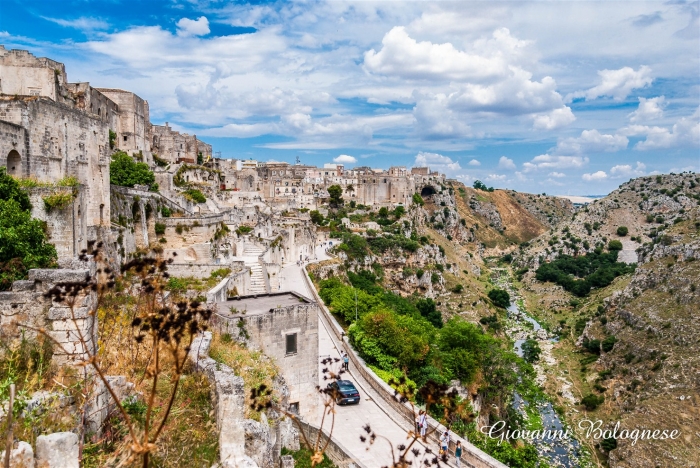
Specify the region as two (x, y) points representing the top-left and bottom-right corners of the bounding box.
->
(24, 245), (213, 467)
(251, 355), (348, 467)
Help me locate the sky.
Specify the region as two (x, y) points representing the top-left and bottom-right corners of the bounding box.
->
(1, 0), (698, 195)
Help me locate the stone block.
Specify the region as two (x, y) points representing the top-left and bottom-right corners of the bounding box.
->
(279, 455), (294, 468)
(48, 307), (91, 320)
(28, 269), (90, 285)
(0, 441), (35, 468)
(49, 317), (93, 333)
(35, 432), (79, 468)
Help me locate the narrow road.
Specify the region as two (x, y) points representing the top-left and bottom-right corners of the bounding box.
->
(279, 246), (459, 468)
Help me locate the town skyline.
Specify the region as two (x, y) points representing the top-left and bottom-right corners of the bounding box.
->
(1, 0), (698, 195)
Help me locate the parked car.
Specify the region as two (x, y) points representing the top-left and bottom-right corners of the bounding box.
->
(328, 380), (360, 405)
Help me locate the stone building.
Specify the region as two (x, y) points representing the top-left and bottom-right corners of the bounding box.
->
(211, 292), (320, 419)
(95, 88), (151, 158)
(151, 122), (210, 164)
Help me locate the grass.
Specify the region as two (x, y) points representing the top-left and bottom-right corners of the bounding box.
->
(281, 447), (337, 468)
(208, 332), (280, 421)
(14, 175), (79, 188)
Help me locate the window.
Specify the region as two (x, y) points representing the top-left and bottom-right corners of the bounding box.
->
(285, 333), (297, 355)
(123, 135), (128, 142)
(289, 402), (299, 414)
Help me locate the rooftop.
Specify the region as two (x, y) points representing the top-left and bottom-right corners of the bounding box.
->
(215, 291), (312, 317)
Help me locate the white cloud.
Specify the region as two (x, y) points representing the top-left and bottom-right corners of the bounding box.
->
(580, 66), (653, 101)
(610, 161), (646, 178)
(555, 129), (628, 155)
(498, 156), (516, 170)
(628, 96), (665, 122)
(622, 107), (700, 150)
(532, 106), (576, 130)
(334, 155), (357, 164)
(485, 173), (507, 182)
(414, 152), (461, 173)
(468, 159), (481, 166)
(364, 26), (512, 82)
(523, 155), (589, 172)
(176, 17), (210, 37)
(548, 172), (566, 178)
(41, 16), (109, 31)
(582, 171), (608, 181)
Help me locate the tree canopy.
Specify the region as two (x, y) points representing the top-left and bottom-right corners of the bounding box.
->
(0, 168), (57, 290)
(327, 184), (343, 207)
(110, 151), (156, 190)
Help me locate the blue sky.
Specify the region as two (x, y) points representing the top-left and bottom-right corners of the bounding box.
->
(1, 0), (699, 195)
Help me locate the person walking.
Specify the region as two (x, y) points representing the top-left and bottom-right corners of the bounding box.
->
(455, 441), (462, 468)
(418, 410), (427, 441)
(439, 431), (450, 458)
(342, 352), (349, 371)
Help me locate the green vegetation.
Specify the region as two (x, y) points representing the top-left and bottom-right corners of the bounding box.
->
(616, 226), (629, 236)
(535, 250), (635, 297)
(521, 339), (541, 363)
(109, 151), (157, 190)
(184, 188), (206, 203)
(281, 447), (336, 468)
(412, 192), (424, 206)
(0, 168), (57, 290)
(153, 154), (169, 167)
(154, 222), (166, 235)
(473, 180), (494, 192)
(42, 191), (75, 211)
(581, 394), (604, 411)
(327, 184), (343, 207)
(109, 129), (116, 149)
(488, 288), (511, 308)
(310, 210), (324, 225)
(235, 225), (253, 235)
(608, 239), (623, 251)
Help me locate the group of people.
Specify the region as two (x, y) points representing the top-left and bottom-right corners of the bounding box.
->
(415, 411), (463, 466)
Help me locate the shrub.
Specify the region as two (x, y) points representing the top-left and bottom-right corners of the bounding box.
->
(521, 339), (541, 363)
(235, 225), (253, 235)
(154, 222), (166, 235)
(488, 288), (510, 309)
(608, 240), (623, 251)
(42, 192), (75, 211)
(601, 335), (618, 352)
(416, 269), (425, 279)
(412, 193), (425, 206)
(160, 206), (171, 217)
(430, 272), (440, 284)
(451, 284), (464, 293)
(581, 394), (604, 410)
(110, 151), (155, 188)
(616, 226), (629, 236)
(184, 188), (206, 203)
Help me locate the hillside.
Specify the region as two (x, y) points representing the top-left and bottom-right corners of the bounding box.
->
(512, 173), (700, 467)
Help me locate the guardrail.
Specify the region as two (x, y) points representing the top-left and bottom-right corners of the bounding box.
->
(301, 262), (508, 468)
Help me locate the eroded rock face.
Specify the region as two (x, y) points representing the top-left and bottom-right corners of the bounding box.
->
(35, 432), (79, 468)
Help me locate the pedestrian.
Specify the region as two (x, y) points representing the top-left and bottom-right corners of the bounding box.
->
(455, 441), (462, 468)
(343, 352), (349, 371)
(439, 431), (450, 458)
(418, 410), (427, 440)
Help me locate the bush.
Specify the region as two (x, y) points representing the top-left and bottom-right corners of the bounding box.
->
(42, 192), (75, 211)
(521, 339), (541, 363)
(184, 188), (206, 203)
(601, 335), (618, 352)
(616, 226), (629, 236)
(310, 210), (324, 225)
(110, 151), (155, 188)
(581, 394), (604, 410)
(154, 222), (166, 235)
(488, 288), (511, 309)
(416, 269), (425, 279)
(160, 206), (171, 217)
(430, 272), (440, 284)
(412, 193), (424, 206)
(608, 240), (623, 251)
(416, 298), (442, 328)
(235, 225), (253, 235)
(451, 284), (464, 293)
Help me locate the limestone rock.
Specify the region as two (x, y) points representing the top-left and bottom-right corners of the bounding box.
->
(0, 441), (35, 468)
(279, 455), (294, 468)
(35, 432), (79, 468)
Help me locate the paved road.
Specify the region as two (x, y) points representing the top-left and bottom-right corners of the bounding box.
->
(279, 246), (455, 468)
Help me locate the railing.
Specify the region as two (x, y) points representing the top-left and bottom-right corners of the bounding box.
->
(301, 262), (508, 468)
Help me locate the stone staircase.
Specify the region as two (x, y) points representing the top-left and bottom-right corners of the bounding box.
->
(242, 244), (267, 294)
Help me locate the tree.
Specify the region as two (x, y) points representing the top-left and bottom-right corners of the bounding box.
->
(488, 288), (511, 308)
(393, 206), (405, 218)
(327, 184), (343, 207)
(110, 152), (156, 189)
(616, 226), (628, 236)
(197, 152), (204, 165)
(0, 167), (31, 211)
(521, 339), (541, 363)
(310, 210), (324, 225)
(0, 199), (57, 290)
(416, 298), (442, 328)
(378, 207), (389, 218)
(608, 240), (623, 251)
(412, 193), (424, 206)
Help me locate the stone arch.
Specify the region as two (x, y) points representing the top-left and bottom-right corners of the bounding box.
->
(6, 150), (21, 176)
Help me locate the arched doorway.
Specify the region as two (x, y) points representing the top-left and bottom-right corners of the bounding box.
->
(6, 150), (21, 176)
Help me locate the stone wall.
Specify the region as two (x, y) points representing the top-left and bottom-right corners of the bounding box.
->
(188, 332), (299, 468)
(27, 186), (87, 260)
